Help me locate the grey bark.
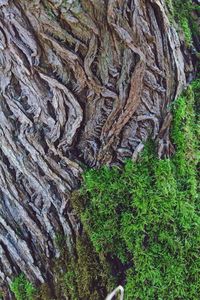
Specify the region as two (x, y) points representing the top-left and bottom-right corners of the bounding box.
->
(0, 0), (195, 298)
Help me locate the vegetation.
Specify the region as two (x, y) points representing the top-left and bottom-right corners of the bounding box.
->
(10, 84), (199, 300)
(166, 0), (199, 46)
(53, 233), (114, 300)
(10, 234), (113, 300)
(10, 274), (36, 300)
(71, 81), (200, 299)
(0, 291), (4, 300)
(10, 79), (199, 299)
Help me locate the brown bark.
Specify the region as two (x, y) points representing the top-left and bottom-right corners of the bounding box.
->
(0, 0), (195, 298)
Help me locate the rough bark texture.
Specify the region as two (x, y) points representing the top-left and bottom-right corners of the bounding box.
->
(0, 0), (196, 298)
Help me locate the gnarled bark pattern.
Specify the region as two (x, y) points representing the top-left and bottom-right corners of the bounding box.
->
(0, 0), (194, 297)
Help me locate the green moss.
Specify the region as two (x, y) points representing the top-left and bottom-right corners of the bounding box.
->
(180, 16), (192, 45)
(171, 85), (199, 198)
(10, 274), (37, 300)
(165, 0), (196, 46)
(76, 81), (200, 299)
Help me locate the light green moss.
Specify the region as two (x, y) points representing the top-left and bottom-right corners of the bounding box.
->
(165, 0), (195, 46)
(10, 274), (36, 300)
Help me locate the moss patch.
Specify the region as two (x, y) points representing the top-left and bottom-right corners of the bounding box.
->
(74, 81), (200, 299)
(10, 274), (37, 300)
(165, 0), (199, 46)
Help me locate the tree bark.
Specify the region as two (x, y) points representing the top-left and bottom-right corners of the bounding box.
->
(0, 0), (196, 298)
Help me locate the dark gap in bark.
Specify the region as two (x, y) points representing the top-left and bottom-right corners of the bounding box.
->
(0, 150), (17, 181)
(47, 100), (57, 121)
(57, 20), (86, 60)
(39, 127), (49, 154)
(11, 44), (31, 69)
(37, 165), (46, 177)
(0, 97), (13, 118)
(20, 96), (32, 113)
(150, 2), (165, 34)
(0, 242), (17, 275)
(62, 209), (77, 246)
(167, 40), (178, 102)
(125, 0), (134, 27)
(146, 3), (163, 71)
(21, 223), (40, 261)
(9, 75), (22, 100)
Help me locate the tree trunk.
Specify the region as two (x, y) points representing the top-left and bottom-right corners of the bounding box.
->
(0, 0), (196, 298)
